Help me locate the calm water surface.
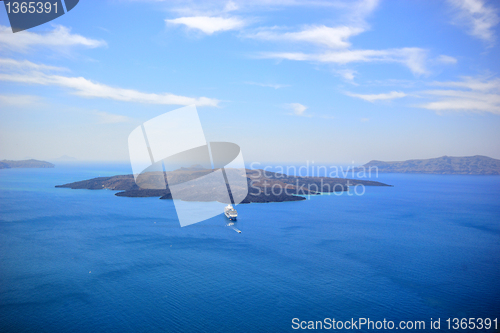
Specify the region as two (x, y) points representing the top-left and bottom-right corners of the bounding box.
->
(1, 164), (499, 332)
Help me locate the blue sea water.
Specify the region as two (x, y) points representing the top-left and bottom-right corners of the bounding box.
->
(0, 164), (499, 332)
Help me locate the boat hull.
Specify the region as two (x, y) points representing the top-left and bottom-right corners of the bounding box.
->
(224, 205), (237, 221)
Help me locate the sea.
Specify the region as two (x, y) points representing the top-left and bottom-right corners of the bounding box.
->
(0, 163), (499, 332)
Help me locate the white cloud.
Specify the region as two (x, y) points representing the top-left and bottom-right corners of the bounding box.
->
(248, 25), (364, 48)
(287, 102), (309, 116)
(95, 111), (132, 124)
(260, 47), (429, 75)
(336, 69), (357, 81)
(418, 76), (500, 114)
(166, 16), (246, 34)
(420, 91), (500, 113)
(348, 0), (380, 25)
(360, 117), (369, 122)
(244, 81), (290, 89)
(164, 1), (437, 77)
(224, 1), (239, 12)
(0, 25), (106, 52)
(346, 91), (407, 102)
(0, 94), (42, 107)
(436, 55), (458, 64)
(0, 72), (219, 106)
(241, 1), (440, 76)
(0, 58), (67, 72)
(429, 76), (500, 91)
(163, 0), (360, 14)
(447, 0), (500, 44)
(0, 58), (219, 107)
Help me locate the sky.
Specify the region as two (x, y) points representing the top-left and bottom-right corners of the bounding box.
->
(0, 0), (499, 164)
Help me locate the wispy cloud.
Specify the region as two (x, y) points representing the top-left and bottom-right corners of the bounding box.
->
(259, 48), (429, 75)
(247, 25), (364, 48)
(286, 102), (309, 116)
(447, 0), (500, 44)
(340, 0), (380, 27)
(0, 58), (219, 107)
(0, 72), (220, 106)
(0, 58), (67, 72)
(0, 25), (106, 52)
(95, 111), (132, 124)
(244, 81), (290, 89)
(224, 1), (239, 12)
(166, 16), (246, 34)
(418, 76), (500, 114)
(165, 0), (437, 76)
(436, 54), (458, 64)
(429, 76), (500, 91)
(0, 94), (43, 107)
(164, 0), (357, 14)
(335, 69), (357, 81)
(345, 91), (407, 102)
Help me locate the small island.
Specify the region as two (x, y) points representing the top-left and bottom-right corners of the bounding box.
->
(361, 155), (500, 175)
(56, 168), (391, 204)
(0, 159), (55, 169)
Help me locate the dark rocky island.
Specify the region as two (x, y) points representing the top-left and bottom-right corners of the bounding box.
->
(56, 168), (390, 204)
(0, 159), (55, 169)
(361, 155), (500, 175)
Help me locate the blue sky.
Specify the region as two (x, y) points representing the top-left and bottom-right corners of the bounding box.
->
(0, 0), (499, 164)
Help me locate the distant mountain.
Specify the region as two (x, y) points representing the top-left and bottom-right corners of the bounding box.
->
(54, 155), (78, 161)
(0, 159), (55, 169)
(362, 155), (500, 175)
(179, 164), (205, 171)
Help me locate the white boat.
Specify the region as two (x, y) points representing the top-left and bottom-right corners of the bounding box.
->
(224, 204), (237, 221)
